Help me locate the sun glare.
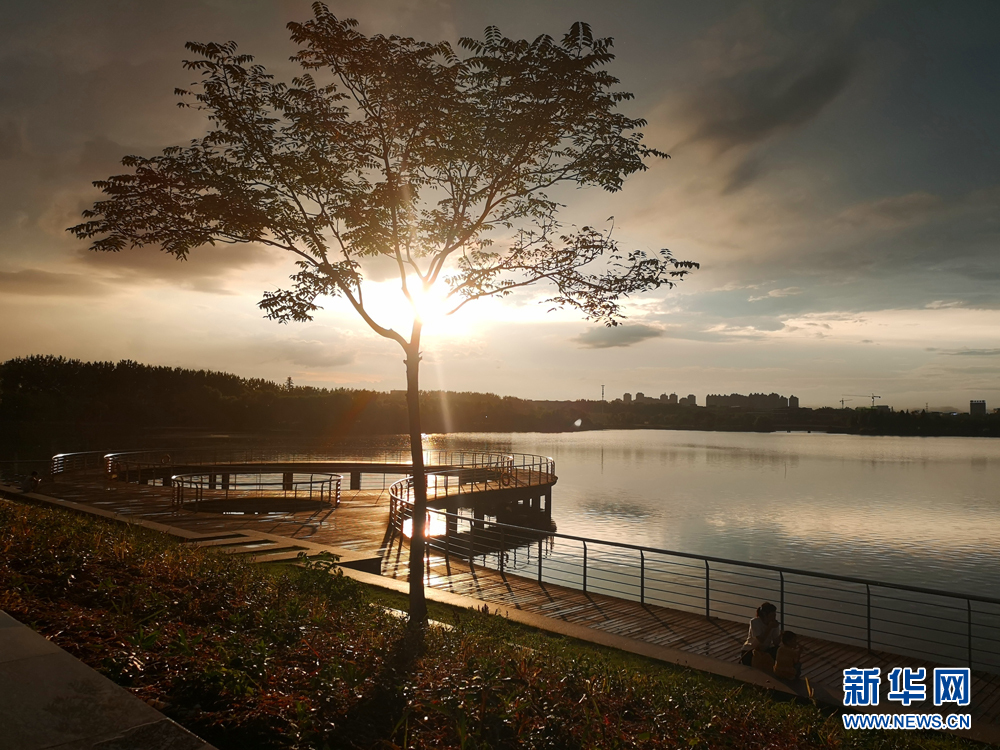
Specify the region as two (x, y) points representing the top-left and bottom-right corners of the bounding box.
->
(408, 279), (452, 323)
(364, 275), (461, 334)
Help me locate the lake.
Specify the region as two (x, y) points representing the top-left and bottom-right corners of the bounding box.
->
(414, 429), (1000, 599)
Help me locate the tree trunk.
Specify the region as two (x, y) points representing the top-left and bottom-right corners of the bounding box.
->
(404, 323), (428, 624)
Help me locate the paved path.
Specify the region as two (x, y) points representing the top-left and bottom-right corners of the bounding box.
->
(0, 610), (214, 750)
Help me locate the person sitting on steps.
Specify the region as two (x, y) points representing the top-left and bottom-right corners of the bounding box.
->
(20, 471), (41, 493)
(740, 601), (780, 667)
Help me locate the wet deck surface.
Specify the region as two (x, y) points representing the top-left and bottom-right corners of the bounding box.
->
(15, 471), (1000, 739)
(39, 473), (396, 554)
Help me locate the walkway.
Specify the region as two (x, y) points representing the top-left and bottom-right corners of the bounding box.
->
(35, 471), (396, 555)
(0, 608), (214, 750)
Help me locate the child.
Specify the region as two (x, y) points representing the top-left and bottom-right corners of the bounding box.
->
(773, 630), (802, 680)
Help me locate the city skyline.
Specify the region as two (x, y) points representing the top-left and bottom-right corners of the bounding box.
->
(2, 1), (1000, 410)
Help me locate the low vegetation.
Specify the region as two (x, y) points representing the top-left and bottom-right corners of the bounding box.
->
(0, 500), (978, 749)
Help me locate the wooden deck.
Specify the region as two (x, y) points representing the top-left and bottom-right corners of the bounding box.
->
(36, 473), (396, 555)
(12, 470), (1000, 740)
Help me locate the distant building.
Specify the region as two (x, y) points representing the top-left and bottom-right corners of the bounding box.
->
(668, 393), (678, 405)
(704, 392), (789, 410)
(789, 395), (799, 409)
(971, 400), (987, 416)
(635, 392), (645, 402)
(874, 405), (892, 413)
(623, 393), (632, 403)
(679, 394), (697, 406)
(659, 393), (669, 401)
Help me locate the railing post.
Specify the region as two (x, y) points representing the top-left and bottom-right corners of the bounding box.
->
(968, 599), (973, 668)
(444, 515), (450, 563)
(469, 520), (475, 572)
(500, 526), (505, 572)
(866, 584), (872, 652)
(583, 541), (588, 592)
(704, 560), (710, 619)
(537, 538), (543, 582)
(780, 571), (785, 627)
(640, 550), (645, 605)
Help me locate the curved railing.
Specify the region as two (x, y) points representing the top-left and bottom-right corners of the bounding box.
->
(51, 451), (114, 475)
(102, 447), (553, 481)
(387, 452), (556, 531)
(172, 470), (341, 512)
(49, 446), (555, 511)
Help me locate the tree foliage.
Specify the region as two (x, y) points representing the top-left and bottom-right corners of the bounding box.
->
(71, 6), (694, 329)
(70, 4), (697, 622)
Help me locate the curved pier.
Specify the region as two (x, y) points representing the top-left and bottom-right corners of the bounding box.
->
(50, 446), (557, 524)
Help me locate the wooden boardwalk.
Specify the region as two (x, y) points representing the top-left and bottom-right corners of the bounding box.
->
(36, 473), (396, 556)
(12, 470), (1000, 740)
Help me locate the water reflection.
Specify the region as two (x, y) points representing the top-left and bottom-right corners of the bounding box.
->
(414, 430), (1000, 599)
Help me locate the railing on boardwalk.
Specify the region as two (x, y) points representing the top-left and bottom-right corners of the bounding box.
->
(388, 492), (1000, 675)
(171, 471), (341, 512)
(386, 452), (556, 522)
(102, 448), (554, 485)
(50, 451), (112, 474)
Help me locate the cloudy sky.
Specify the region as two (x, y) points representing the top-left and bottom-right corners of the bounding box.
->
(1, 0), (998, 410)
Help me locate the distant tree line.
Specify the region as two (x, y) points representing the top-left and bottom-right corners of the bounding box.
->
(598, 400), (1000, 437)
(844, 407), (1000, 437)
(0, 356), (589, 458)
(595, 400), (840, 433)
(3, 356), (999, 460)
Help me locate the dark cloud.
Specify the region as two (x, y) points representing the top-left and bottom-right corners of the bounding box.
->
(0, 120), (24, 160)
(722, 156), (765, 194)
(951, 349), (1000, 357)
(836, 192), (947, 230)
(73, 243), (278, 294)
(684, 51), (856, 154)
(265, 338), (356, 368)
(572, 324), (664, 349)
(0, 269), (107, 296)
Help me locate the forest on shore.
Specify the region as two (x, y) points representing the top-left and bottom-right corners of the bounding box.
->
(2, 355), (999, 460)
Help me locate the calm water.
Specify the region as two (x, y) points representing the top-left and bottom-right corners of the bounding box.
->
(414, 429), (1000, 599)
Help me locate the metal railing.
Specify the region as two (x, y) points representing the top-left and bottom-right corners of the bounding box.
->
(103, 447), (554, 484)
(172, 471), (341, 512)
(387, 452), (556, 524)
(50, 451), (112, 475)
(395, 507), (1000, 674)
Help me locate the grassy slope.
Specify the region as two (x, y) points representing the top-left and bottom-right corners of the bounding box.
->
(0, 500), (979, 749)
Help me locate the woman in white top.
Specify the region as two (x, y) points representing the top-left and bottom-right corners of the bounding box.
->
(740, 601), (780, 666)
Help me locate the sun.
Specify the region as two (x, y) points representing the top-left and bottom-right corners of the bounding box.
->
(407, 278), (452, 324)
(364, 275), (456, 333)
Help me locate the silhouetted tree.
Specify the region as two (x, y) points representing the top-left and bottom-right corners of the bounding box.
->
(70, 5), (696, 623)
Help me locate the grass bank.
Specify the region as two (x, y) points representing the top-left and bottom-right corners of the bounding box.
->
(0, 500), (978, 749)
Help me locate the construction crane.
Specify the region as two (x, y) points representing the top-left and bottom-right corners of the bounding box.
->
(847, 394), (882, 408)
(839, 397), (853, 408)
